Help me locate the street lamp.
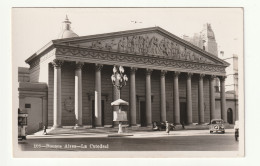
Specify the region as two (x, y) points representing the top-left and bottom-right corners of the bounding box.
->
(111, 65), (129, 134)
(111, 65), (128, 98)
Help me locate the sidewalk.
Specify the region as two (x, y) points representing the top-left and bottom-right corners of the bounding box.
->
(27, 126), (235, 139)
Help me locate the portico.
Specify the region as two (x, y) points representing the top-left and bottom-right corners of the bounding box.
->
(25, 24), (229, 129)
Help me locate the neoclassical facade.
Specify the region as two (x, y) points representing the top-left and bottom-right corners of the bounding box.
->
(19, 18), (230, 131)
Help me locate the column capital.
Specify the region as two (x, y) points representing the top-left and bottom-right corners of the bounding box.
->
(210, 75), (217, 80)
(75, 62), (84, 70)
(219, 76), (227, 81)
(199, 74), (205, 80)
(95, 64), (103, 71)
(161, 70), (167, 77)
(186, 72), (193, 79)
(146, 69), (153, 76)
(130, 67), (138, 73)
(173, 71), (181, 78)
(52, 59), (63, 68)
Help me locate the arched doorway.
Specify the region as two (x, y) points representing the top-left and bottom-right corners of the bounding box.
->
(227, 108), (233, 124)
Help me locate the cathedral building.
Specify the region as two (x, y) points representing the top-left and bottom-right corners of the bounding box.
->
(18, 17), (230, 134)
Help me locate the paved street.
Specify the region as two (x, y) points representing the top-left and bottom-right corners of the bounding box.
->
(18, 129), (238, 151)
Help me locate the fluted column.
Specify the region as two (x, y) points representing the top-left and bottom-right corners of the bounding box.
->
(210, 75), (216, 120)
(74, 62), (84, 128)
(220, 76), (227, 122)
(146, 69), (153, 126)
(130, 67), (137, 126)
(186, 72), (193, 125)
(160, 70), (167, 122)
(173, 71), (180, 124)
(52, 59), (63, 128)
(95, 64), (103, 127)
(198, 74), (205, 124)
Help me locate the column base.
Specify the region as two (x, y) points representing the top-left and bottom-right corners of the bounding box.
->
(104, 125), (113, 128)
(73, 125), (84, 130)
(146, 124), (153, 128)
(51, 125), (62, 129)
(173, 124), (184, 130)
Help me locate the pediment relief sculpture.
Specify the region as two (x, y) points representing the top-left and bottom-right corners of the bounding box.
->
(66, 33), (216, 64)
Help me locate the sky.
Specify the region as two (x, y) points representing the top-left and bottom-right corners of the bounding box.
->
(12, 8), (243, 91)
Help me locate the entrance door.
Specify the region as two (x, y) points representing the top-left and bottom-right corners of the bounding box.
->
(227, 108), (233, 124)
(180, 102), (187, 125)
(91, 100), (105, 127)
(140, 101), (146, 127)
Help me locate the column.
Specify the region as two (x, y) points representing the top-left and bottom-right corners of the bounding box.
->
(210, 75), (216, 120)
(95, 64), (103, 127)
(146, 69), (153, 126)
(186, 72), (193, 125)
(160, 70), (167, 122)
(52, 59), (63, 128)
(220, 76), (227, 122)
(198, 74), (205, 124)
(173, 71), (180, 124)
(74, 62), (84, 128)
(130, 67), (137, 126)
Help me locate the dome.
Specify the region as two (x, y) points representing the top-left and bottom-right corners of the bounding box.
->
(58, 15), (79, 39)
(58, 29), (79, 39)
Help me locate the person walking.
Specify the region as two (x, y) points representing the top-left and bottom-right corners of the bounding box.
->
(166, 121), (170, 135)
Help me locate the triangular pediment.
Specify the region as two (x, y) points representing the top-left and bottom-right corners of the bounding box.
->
(54, 27), (229, 66)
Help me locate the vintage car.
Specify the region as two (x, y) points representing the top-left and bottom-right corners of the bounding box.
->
(234, 121), (239, 141)
(152, 121), (175, 131)
(209, 119), (225, 134)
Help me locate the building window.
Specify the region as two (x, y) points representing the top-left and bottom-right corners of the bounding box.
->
(25, 104), (31, 108)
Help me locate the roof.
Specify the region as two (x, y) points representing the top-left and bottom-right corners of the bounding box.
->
(25, 26), (230, 67)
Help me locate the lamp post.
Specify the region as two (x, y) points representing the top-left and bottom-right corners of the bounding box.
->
(111, 65), (128, 97)
(111, 65), (128, 133)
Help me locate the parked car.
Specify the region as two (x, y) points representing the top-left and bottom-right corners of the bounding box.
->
(209, 119), (225, 134)
(153, 121), (175, 131)
(234, 121), (239, 141)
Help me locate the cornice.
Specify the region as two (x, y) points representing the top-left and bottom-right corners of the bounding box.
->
(25, 41), (55, 63)
(55, 45), (226, 75)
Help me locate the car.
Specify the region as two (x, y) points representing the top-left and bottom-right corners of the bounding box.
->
(234, 121), (239, 141)
(152, 121), (175, 131)
(209, 119), (225, 134)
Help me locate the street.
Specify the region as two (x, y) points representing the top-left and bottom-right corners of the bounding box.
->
(18, 129), (239, 151)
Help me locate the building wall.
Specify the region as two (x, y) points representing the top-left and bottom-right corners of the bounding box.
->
(18, 67), (30, 82)
(48, 64), (54, 126)
(215, 97), (238, 124)
(18, 82), (47, 134)
(24, 97), (43, 134)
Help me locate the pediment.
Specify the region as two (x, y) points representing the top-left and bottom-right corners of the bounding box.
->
(54, 27), (228, 66)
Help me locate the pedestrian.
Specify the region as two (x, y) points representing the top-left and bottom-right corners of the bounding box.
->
(181, 121), (185, 129)
(166, 121), (170, 135)
(43, 125), (47, 135)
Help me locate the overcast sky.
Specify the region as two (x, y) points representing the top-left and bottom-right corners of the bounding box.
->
(12, 8), (243, 66)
